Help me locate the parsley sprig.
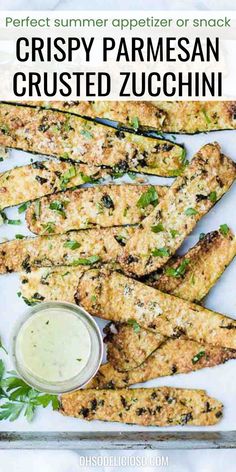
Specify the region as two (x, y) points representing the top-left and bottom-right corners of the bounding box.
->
(0, 360), (59, 422)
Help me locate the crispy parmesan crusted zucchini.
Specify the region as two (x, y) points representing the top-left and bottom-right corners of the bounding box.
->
(104, 322), (165, 371)
(0, 227), (134, 274)
(106, 230), (236, 371)
(87, 338), (236, 389)
(60, 386), (223, 426)
(120, 143), (236, 276)
(20, 266), (87, 305)
(147, 229), (236, 301)
(20, 100), (236, 134)
(26, 184), (168, 234)
(0, 103), (184, 177)
(0, 161), (105, 210)
(77, 269), (236, 349)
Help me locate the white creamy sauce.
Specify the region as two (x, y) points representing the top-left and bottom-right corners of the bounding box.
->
(16, 308), (91, 383)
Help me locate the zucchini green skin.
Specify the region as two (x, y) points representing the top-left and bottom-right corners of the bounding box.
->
(120, 143), (236, 276)
(26, 184), (168, 234)
(60, 386), (223, 426)
(0, 103), (184, 177)
(0, 160), (105, 210)
(18, 100), (236, 134)
(76, 269), (236, 350)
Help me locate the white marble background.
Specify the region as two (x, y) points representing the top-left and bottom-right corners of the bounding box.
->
(0, 0), (236, 471)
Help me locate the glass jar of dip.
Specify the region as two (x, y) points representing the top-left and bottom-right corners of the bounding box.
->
(12, 302), (103, 394)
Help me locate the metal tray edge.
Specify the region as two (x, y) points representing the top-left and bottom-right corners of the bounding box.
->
(0, 431), (236, 449)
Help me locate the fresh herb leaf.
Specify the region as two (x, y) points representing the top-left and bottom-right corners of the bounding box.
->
(15, 234), (25, 240)
(35, 200), (41, 218)
(127, 172), (137, 180)
(151, 247), (170, 257)
(209, 191), (217, 203)
(49, 200), (66, 218)
(127, 318), (141, 333)
(165, 259), (190, 278)
(199, 232), (206, 241)
(170, 229), (179, 238)
(136, 187), (158, 209)
(202, 109), (211, 124)
(72, 255), (101, 266)
(7, 219), (21, 226)
(0, 360), (59, 422)
(192, 350), (206, 364)
(131, 117), (139, 131)
(185, 207), (198, 216)
(79, 172), (100, 184)
(63, 240), (81, 250)
(219, 224), (229, 236)
(151, 223), (164, 233)
(41, 222), (55, 234)
(18, 202), (29, 214)
(60, 166), (76, 189)
(114, 234), (127, 246)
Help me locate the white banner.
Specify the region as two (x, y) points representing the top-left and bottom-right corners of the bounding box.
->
(0, 10), (235, 100)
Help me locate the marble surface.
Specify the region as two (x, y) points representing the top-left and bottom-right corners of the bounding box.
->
(0, 0), (236, 471)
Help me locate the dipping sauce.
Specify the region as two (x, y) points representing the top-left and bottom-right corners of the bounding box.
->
(13, 302), (103, 393)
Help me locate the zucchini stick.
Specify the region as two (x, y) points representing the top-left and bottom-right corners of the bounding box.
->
(0, 103), (184, 177)
(0, 160), (105, 210)
(0, 227), (134, 274)
(87, 338), (236, 389)
(19, 100), (236, 134)
(76, 269), (236, 349)
(60, 386), (223, 426)
(119, 143), (236, 276)
(26, 184), (168, 235)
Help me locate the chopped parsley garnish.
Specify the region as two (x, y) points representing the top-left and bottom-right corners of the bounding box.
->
(114, 234), (127, 246)
(209, 191), (217, 203)
(0, 359), (59, 422)
(63, 240), (81, 250)
(60, 166), (76, 189)
(72, 255), (101, 266)
(49, 200), (66, 218)
(165, 259), (190, 278)
(15, 234), (25, 240)
(151, 223), (164, 233)
(151, 247), (170, 257)
(7, 219), (21, 226)
(170, 229), (179, 238)
(219, 224), (230, 236)
(185, 207), (198, 216)
(131, 117), (139, 131)
(192, 350), (206, 364)
(202, 108), (211, 124)
(61, 152), (70, 160)
(34, 200), (41, 218)
(136, 187), (158, 209)
(18, 202), (29, 214)
(127, 318), (141, 333)
(79, 172), (100, 184)
(41, 222), (55, 234)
